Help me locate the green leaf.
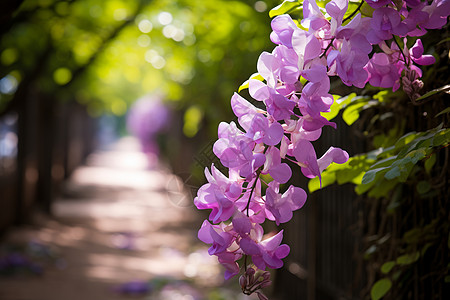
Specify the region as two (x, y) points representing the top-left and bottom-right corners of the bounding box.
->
(421, 242), (433, 256)
(362, 167), (388, 185)
(342, 102), (366, 125)
(308, 171), (336, 193)
(269, 0), (302, 18)
(360, 1), (375, 17)
(403, 228), (422, 244)
(381, 261), (396, 274)
(321, 93), (354, 121)
(386, 185), (403, 213)
(432, 129), (450, 147)
(371, 278), (392, 300)
(394, 132), (418, 151)
(424, 153), (436, 174)
(396, 252), (420, 265)
(415, 84), (450, 101)
(368, 178), (398, 199)
(384, 166), (402, 180)
(238, 73), (264, 92)
(308, 176), (321, 193)
(370, 156), (397, 169)
(416, 181), (431, 194)
(435, 107), (450, 118)
(437, 37), (450, 45)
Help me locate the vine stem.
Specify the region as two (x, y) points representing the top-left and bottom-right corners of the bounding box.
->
(342, 1), (364, 24)
(393, 36), (409, 65)
(319, 1), (364, 59)
(320, 38), (335, 58)
(243, 168), (262, 217)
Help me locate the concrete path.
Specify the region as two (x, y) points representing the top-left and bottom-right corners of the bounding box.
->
(0, 137), (257, 300)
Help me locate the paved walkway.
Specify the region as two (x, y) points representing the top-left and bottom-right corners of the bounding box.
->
(0, 137), (256, 300)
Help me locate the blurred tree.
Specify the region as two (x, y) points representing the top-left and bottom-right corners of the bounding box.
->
(1, 0), (277, 124)
(0, 0), (278, 222)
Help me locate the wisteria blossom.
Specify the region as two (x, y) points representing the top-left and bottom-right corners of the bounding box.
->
(194, 0), (449, 298)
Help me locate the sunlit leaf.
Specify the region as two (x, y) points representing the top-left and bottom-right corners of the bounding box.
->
(432, 129), (450, 146)
(396, 252), (420, 265)
(342, 102), (366, 125)
(238, 73), (264, 92)
(381, 261), (396, 274)
(308, 170), (336, 193)
(371, 278), (392, 300)
(269, 0), (302, 18)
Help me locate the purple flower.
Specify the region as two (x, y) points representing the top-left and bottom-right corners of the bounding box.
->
(235, 178), (267, 223)
(302, 0), (330, 36)
(367, 7), (408, 44)
(293, 140), (348, 180)
(246, 114), (284, 146)
(273, 45), (300, 84)
(213, 122), (265, 178)
(240, 228), (290, 270)
(327, 36), (370, 88)
(409, 39), (435, 65)
(285, 119), (322, 145)
(198, 220), (235, 255)
(217, 252), (241, 280)
(326, 0), (348, 28)
(262, 146), (292, 184)
(365, 52), (403, 91)
(298, 77), (334, 116)
(194, 165), (242, 223)
(292, 29), (322, 71)
(270, 14), (298, 48)
(265, 181), (307, 225)
(420, 0), (450, 30)
(292, 139), (321, 178)
(365, 0), (393, 9)
(249, 79), (295, 121)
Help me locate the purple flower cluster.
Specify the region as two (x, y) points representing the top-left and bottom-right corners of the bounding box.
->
(194, 0), (448, 295)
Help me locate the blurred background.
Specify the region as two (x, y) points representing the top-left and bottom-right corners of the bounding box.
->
(0, 0), (279, 299)
(1, 1), (449, 300)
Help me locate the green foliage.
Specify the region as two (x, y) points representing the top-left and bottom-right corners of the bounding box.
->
(309, 24), (449, 298)
(321, 92), (379, 125)
(308, 155), (374, 193)
(415, 84), (450, 102)
(238, 72), (264, 92)
(381, 261), (396, 274)
(269, 0), (303, 17)
(371, 278), (392, 300)
(0, 0), (277, 136)
(345, 125), (450, 198)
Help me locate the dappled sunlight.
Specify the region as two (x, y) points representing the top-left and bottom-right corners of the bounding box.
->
(0, 136), (233, 299)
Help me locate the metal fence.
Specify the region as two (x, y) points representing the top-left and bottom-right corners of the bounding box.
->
(274, 116), (367, 300)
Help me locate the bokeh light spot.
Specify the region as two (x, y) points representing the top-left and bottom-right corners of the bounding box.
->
(137, 35), (151, 47)
(53, 68), (72, 85)
(1, 48), (18, 66)
(0, 75), (18, 94)
(113, 8), (127, 21)
(254, 1), (268, 12)
(138, 19), (153, 33)
(183, 106), (202, 137)
(158, 12), (173, 25)
(89, 5), (102, 18)
(111, 99), (127, 116)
